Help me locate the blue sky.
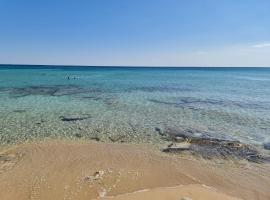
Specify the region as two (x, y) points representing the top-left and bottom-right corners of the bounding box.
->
(0, 0), (270, 66)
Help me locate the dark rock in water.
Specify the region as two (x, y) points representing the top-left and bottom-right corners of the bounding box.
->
(75, 133), (82, 138)
(109, 135), (125, 142)
(12, 86), (58, 97)
(90, 137), (100, 142)
(193, 138), (262, 162)
(148, 97), (223, 108)
(7, 84), (103, 98)
(59, 114), (91, 122)
(155, 127), (164, 136)
(164, 127), (206, 140)
(149, 96), (270, 110)
(82, 96), (103, 101)
(162, 127), (269, 163)
(36, 119), (45, 125)
(13, 109), (26, 113)
(60, 117), (85, 122)
(263, 142), (270, 150)
(82, 95), (119, 107)
(0, 87), (10, 93)
(164, 127), (228, 141)
(127, 86), (194, 93)
(102, 97), (118, 106)
(52, 85), (91, 96)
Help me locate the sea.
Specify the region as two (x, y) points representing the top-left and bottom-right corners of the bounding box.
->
(0, 65), (270, 151)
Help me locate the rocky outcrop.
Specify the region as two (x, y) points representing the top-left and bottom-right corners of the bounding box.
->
(161, 127), (269, 163)
(263, 142), (270, 150)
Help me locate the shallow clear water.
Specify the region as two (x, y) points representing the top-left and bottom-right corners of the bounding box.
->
(0, 66), (270, 149)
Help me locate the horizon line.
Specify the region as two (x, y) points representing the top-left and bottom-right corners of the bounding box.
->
(0, 64), (270, 68)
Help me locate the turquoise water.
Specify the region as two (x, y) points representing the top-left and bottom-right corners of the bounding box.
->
(0, 65), (270, 150)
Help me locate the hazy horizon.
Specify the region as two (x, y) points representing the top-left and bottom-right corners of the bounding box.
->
(1, 64), (270, 68)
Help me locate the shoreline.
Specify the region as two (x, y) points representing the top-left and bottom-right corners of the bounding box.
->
(96, 184), (241, 200)
(1, 139), (270, 200)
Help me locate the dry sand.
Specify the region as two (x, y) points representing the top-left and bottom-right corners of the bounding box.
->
(0, 140), (269, 200)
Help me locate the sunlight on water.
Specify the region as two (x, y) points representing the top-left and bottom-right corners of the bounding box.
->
(0, 66), (270, 151)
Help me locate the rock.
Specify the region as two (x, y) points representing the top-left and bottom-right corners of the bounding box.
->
(174, 136), (185, 142)
(164, 127), (196, 140)
(82, 96), (102, 101)
(109, 135), (125, 142)
(161, 128), (269, 163)
(128, 86), (194, 93)
(263, 142), (270, 150)
(167, 143), (173, 147)
(162, 142), (191, 153)
(7, 85), (102, 98)
(90, 137), (100, 141)
(36, 120), (45, 125)
(74, 133), (82, 138)
(155, 127), (164, 136)
(13, 109), (26, 113)
(59, 114), (91, 122)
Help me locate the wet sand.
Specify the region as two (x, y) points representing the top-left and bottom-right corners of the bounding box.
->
(0, 140), (270, 200)
(97, 184), (240, 200)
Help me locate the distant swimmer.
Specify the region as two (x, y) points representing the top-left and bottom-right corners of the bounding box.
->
(67, 76), (77, 80)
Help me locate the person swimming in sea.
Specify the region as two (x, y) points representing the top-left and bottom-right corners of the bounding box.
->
(67, 76), (77, 80)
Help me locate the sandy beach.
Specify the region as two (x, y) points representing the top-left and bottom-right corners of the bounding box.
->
(1, 0), (270, 198)
(0, 140), (269, 200)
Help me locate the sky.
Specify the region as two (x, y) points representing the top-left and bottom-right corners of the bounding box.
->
(0, 0), (270, 67)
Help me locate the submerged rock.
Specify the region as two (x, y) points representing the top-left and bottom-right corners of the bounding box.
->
(90, 137), (100, 142)
(149, 96), (269, 110)
(11, 86), (58, 97)
(13, 109), (26, 113)
(164, 127), (209, 140)
(127, 86), (194, 93)
(74, 133), (82, 138)
(7, 85), (103, 98)
(59, 114), (91, 122)
(82, 96), (103, 101)
(162, 127), (269, 163)
(155, 127), (164, 136)
(109, 135), (125, 143)
(263, 142), (270, 150)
